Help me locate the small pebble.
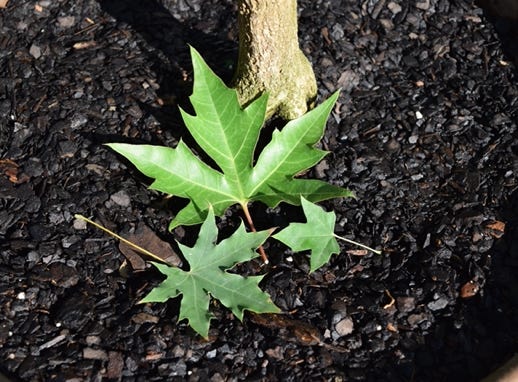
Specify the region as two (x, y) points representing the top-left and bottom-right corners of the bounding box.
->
(384, 138), (401, 153)
(73, 218), (87, 230)
(331, 24), (345, 40)
(335, 317), (354, 336)
(83, 348), (108, 360)
(314, 159), (329, 178)
(56, 16), (75, 28)
(407, 313), (427, 326)
(380, 19), (394, 31)
(416, 0), (430, 11)
(427, 296), (449, 311)
(110, 190), (131, 207)
(62, 235), (79, 248)
(396, 297), (415, 313)
(324, 329), (331, 339)
(86, 335), (102, 346)
(29, 44), (42, 59)
(387, 2), (402, 14)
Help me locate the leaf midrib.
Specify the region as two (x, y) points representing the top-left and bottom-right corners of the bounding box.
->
(247, 118), (321, 196)
(148, 149), (239, 202)
(186, 269), (261, 306)
(197, 85), (248, 200)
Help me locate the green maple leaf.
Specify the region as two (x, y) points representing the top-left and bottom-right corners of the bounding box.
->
(140, 208), (280, 338)
(107, 46), (352, 230)
(273, 197), (340, 273)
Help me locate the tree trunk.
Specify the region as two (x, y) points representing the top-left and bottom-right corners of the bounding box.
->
(481, 354), (518, 382)
(233, 0), (317, 120)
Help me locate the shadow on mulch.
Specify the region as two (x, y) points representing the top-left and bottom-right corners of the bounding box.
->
(390, 189), (518, 381)
(98, 0), (244, 184)
(476, 0), (518, 70)
(98, 0), (238, 136)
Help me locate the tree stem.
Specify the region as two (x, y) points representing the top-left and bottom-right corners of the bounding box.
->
(241, 203), (269, 263)
(234, 0), (317, 120)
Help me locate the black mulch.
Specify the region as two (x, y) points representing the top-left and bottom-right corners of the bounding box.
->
(1, 0), (518, 381)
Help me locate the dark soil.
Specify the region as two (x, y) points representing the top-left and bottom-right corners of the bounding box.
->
(1, 0), (518, 381)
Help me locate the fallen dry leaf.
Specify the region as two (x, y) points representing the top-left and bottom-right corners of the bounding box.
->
(119, 223), (181, 272)
(118, 245), (146, 272)
(0, 159), (19, 183)
(460, 280), (480, 298)
(0, 0), (9, 8)
(347, 263), (365, 275)
(144, 352), (163, 361)
(249, 312), (349, 352)
(321, 26), (332, 46)
(106, 352), (124, 380)
(131, 312), (159, 324)
(386, 322), (398, 332)
(249, 313), (322, 345)
(484, 220), (505, 238)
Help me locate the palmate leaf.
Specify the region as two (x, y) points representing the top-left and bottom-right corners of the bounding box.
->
(273, 197), (340, 273)
(107, 46), (352, 230)
(140, 208), (280, 338)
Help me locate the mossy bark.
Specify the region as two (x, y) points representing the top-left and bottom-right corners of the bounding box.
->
(233, 0), (317, 120)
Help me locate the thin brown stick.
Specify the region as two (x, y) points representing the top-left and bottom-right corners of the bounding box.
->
(74, 214), (167, 263)
(240, 203), (269, 264)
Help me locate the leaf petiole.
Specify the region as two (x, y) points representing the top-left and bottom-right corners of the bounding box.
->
(333, 233), (382, 255)
(240, 203), (269, 264)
